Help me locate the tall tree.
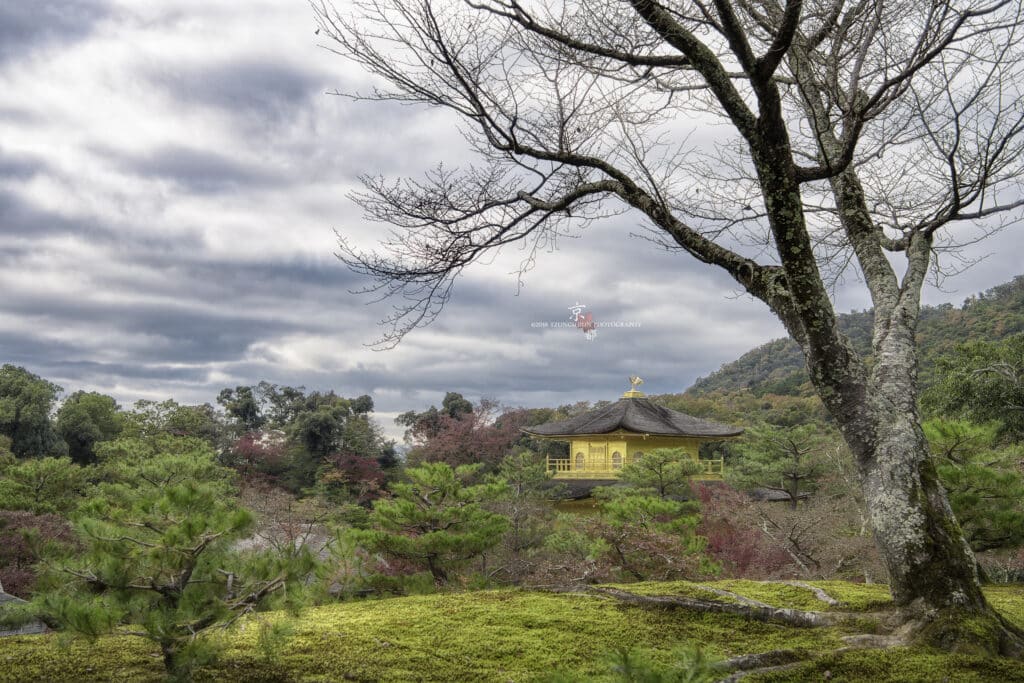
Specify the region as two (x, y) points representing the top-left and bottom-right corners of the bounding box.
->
(55, 391), (123, 465)
(728, 424), (831, 509)
(217, 385), (266, 433)
(121, 399), (226, 448)
(349, 462), (509, 584)
(35, 441), (314, 678)
(619, 447), (702, 499)
(924, 419), (1024, 553)
(315, 0), (1024, 651)
(0, 365), (65, 458)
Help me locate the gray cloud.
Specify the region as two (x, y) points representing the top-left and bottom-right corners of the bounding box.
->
(103, 144), (285, 194)
(0, 255), (366, 362)
(0, 188), (110, 240)
(0, 149), (50, 180)
(148, 58), (328, 127)
(0, 0), (110, 64)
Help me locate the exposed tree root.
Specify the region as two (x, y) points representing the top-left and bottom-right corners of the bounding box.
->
(713, 632), (907, 681)
(714, 648), (808, 674)
(569, 585), (930, 681)
(771, 580), (842, 607)
(838, 633), (903, 649)
(548, 583), (1023, 671)
(696, 585), (773, 609)
(584, 586), (843, 628)
(716, 649), (807, 670)
(715, 660), (806, 683)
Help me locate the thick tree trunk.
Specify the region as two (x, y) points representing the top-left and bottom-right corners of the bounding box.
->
(824, 309), (1023, 655)
(856, 315), (982, 610)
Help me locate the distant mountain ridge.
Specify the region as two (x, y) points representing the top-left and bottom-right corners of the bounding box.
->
(686, 275), (1024, 397)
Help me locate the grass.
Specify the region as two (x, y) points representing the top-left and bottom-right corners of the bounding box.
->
(0, 582), (1022, 682)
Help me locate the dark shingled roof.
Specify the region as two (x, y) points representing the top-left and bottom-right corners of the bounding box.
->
(522, 397), (743, 438)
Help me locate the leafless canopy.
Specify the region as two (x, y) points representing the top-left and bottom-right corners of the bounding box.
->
(314, 0), (1024, 347)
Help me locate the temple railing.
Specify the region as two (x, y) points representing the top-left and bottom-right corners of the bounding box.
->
(546, 457), (724, 479)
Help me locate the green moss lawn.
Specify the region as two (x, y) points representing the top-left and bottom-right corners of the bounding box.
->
(2, 581), (1023, 682)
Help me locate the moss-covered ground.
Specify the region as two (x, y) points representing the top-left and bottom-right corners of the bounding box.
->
(1, 581), (1022, 682)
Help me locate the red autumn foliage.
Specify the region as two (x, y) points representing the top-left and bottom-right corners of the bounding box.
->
(226, 430), (288, 480)
(321, 451), (386, 503)
(406, 400), (529, 469)
(0, 511), (77, 598)
(694, 482), (792, 578)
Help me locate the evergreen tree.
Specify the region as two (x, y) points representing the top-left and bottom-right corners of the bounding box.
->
(924, 419), (1024, 553)
(619, 448), (702, 499)
(217, 386), (266, 433)
(728, 424), (831, 509)
(923, 334), (1024, 440)
(55, 391), (123, 464)
(487, 450), (560, 582)
(34, 439), (314, 678)
(349, 462), (509, 584)
(0, 365), (65, 458)
(0, 456), (89, 516)
(587, 486), (714, 582)
(121, 399), (226, 449)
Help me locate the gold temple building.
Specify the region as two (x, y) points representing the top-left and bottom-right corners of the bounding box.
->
(522, 378), (742, 481)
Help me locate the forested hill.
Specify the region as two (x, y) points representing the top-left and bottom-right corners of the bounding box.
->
(687, 275), (1024, 397)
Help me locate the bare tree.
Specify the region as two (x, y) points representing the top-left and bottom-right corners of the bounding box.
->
(313, 0), (1024, 653)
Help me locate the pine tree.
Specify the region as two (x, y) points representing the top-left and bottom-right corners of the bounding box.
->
(924, 419), (1024, 553)
(728, 424), (832, 509)
(349, 462), (509, 584)
(618, 447), (702, 499)
(34, 439), (315, 678)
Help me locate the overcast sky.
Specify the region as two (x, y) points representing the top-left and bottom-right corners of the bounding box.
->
(2, 1), (1022, 439)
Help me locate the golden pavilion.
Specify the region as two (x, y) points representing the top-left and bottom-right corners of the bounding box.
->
(522, 378), (742, 480)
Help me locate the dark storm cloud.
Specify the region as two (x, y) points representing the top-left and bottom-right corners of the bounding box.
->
(148, 58), (327, 124)
(0, 188), (207, 258)
(0, 256), (367, 365)
(0, 331), (82, 372)
(74, 250), (365, 314)
(0, 149), (50, 180)
(0, 0), (110, 64)
(103, 144), (284, 195)
(0, 341), (212, 389)
(0, 188), (111, 240)
(0, 295), (288, 363)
